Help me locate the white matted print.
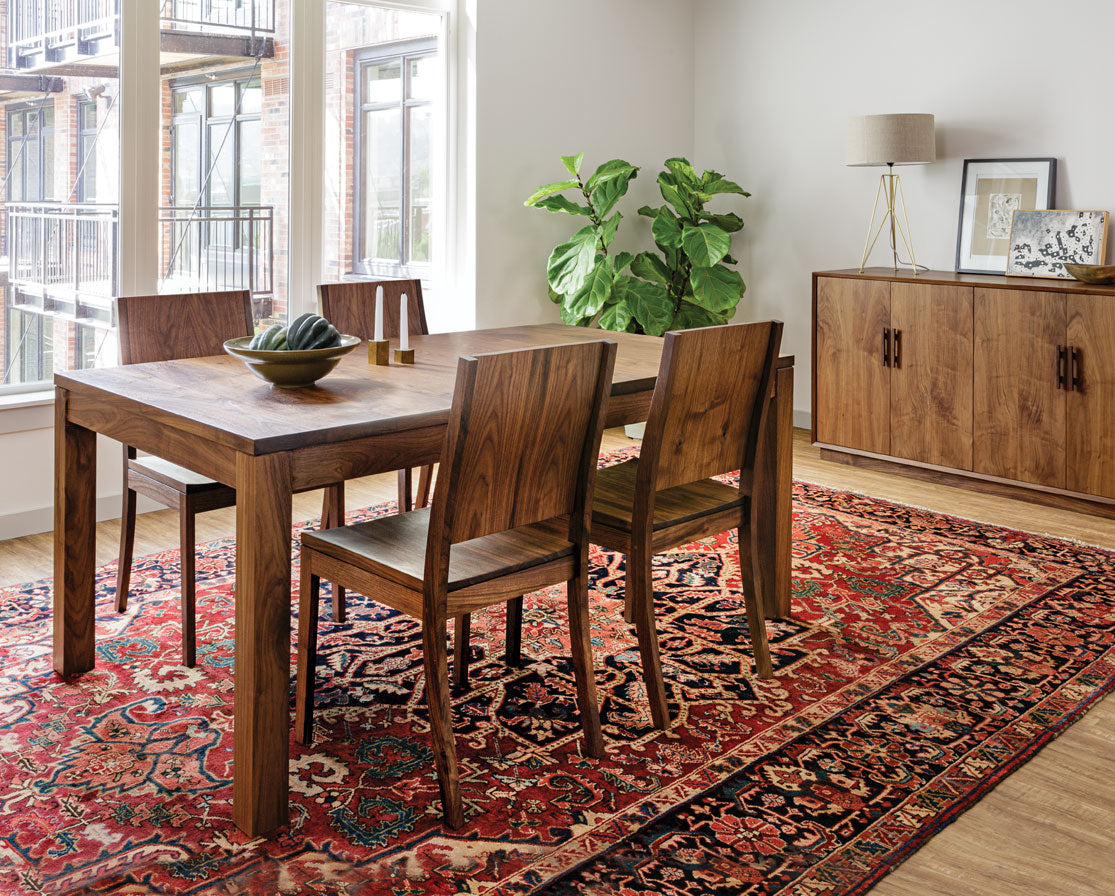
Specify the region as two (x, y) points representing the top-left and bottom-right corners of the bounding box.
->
(1006, 210), (1108, 279)
(955, 158), (1056, 274)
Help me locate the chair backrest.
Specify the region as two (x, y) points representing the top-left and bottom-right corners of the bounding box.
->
(317, 279), (428, 340)
(428, 340), (617, 556)
(116, 290), (253, 365)
(641, 321), (783, 494)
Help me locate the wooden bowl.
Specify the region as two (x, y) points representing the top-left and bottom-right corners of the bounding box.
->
(223, 334), (360, 387)
(1063, 263), (1115, 285)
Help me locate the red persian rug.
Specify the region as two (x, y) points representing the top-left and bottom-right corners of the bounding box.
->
(1, 459), (1113, 895)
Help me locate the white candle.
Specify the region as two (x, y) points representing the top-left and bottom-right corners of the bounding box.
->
(373, 285), (384, 342)
(400, 294), (409, 350)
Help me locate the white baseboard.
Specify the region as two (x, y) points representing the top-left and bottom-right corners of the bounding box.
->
(0, 494), (161, 542)
(793, 409), (811, 430)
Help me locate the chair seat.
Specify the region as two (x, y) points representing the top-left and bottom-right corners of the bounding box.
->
(591, 459), (742, 532)
(129, 455), (229, 494)
(302, 507), (575, 592)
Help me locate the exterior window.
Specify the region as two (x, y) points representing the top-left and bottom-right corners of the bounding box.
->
(6, 105), (55, 204)
(3, 306), (50, 383)
(76, 100), (98, 202)
(355, 39), (435, 276)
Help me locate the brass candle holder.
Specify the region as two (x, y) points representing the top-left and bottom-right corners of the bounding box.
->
(369, 339), (390, 366)
(393, 348), (415, 365)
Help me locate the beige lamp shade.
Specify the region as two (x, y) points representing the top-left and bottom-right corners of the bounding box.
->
(846, 113), (935, 166)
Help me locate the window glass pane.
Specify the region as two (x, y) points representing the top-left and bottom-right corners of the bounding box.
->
(363, 60), (401, 105)
(210, 81), (236, 117)
(240, 79), (262, 115)
(239, 119), (261, 207)
(407, 54), (435, 102)
(362, 107), (402, 262)
(407, 104), (432, 263)
(173, 87), (203, 115)
(10, 114), (23, 137)
(80, 102), (97, 130)
(207, 123), (236, 208)
(172, 119), (200, 206)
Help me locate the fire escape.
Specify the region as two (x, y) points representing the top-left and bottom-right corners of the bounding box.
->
(2, 0), (276, 330)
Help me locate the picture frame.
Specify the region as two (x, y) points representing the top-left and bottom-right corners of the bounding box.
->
(1006, 209), (1109, 279)
(954, 158), (1056, 274)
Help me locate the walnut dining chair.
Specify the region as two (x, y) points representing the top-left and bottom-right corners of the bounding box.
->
(491, 321), (783, 730)
(317, 279), (433, 623)
(114, 290), (344, 667)
(295, 339), (617, 828)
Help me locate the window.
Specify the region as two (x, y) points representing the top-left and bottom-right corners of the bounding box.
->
(354, 39), (435, 276)
(76, 100), (98, 202)
(3, 307), (50, 384)
(169, 75), (262, 211)
(6, 104), (55, 205)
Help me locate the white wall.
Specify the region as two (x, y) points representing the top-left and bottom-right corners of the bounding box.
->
(694, 0), (1115, 418)
(473, 0), (696, 328)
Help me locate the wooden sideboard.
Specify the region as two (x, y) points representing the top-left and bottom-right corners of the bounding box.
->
(812, 268), (1115, 518)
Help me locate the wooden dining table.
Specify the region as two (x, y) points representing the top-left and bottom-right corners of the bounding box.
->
(52, 323), (795, 836)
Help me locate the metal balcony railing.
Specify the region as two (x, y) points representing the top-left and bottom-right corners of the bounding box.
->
(159, 205), (274, 302)
(7, 201), (119, 307)
(7, 0), (275, 66)
(161, 0), (275, 38)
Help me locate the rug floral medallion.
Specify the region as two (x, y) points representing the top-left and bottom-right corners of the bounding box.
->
(1, 463), (1113, 894)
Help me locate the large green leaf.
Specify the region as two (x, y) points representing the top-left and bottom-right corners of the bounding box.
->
(664, 157), (698, 184)
(598, 298), (632, 332)
(525, 179), (579, 207)
(671, 302), (730, 330)
(585, 159), (638, 193)
(651, 207), (683, 249)
(636, 204), (657, 218)
(657, 175), (694, 218)
(702, 211), (744, 233)
(565, 256), (614, 320)
(614, 251), (635, 273)
(560, 152), (584, 176)
(630, 250), (670, 285)
(703, 177), (751, 197)
(614, 275), (673, 336)
(547, 225), (597, 295)
(591, 168), (637, 217)
(681, 222), (731, 267)
(560, 305), (592, 327)
(689, 263), (745, 313)
(535, 194), (591, 216)
(597, 212), (622, 249)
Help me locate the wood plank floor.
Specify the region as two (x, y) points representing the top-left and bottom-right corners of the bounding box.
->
(1, 428), (1112, 893)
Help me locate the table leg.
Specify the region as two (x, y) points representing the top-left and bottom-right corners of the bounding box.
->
(53, 387), (97, 676)
(233, 450), (293, 836)
(755, 365), (794, 620)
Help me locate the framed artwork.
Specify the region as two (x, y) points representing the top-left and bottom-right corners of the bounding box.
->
(1006, 209), (1109, 279)
(955, 158), (1056, 274)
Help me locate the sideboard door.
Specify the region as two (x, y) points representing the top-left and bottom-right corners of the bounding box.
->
(1066, 294), (1115, 499)
(889, 282), (974, 470)
(815, 276), (891, 455)
(973, 288), (1066, 489)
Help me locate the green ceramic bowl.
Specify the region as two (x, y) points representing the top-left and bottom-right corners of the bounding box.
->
(223, 334), (360, 387)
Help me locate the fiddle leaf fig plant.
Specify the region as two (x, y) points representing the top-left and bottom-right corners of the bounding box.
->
(526, 154), (750, 335)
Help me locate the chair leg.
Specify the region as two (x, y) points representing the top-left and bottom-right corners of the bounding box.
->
(423, 618), (464, 828)
(505, 596), (523, 667)
(321, 485), (346, 623)
(566, 572), (605, 759)
(295, 557), (321, 746)
(115, 484), (137, 613)
(452, 613), (471, 690)
(739, 522), (774, 679)
(397, 468), (413, 513)
(179, 500), (197, 668)
(415, 464), (434, 509)
(630, 546), (670, 729)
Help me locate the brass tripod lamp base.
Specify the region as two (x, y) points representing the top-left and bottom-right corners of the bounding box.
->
(859, 165), (919, 274)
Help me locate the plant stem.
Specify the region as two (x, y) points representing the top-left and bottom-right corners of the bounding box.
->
(578, 175), (608, 254)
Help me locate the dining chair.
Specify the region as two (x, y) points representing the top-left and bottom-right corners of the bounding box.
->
(114, 290), (345, 667)
(492, 321), (783, 730)
(317, 279), (434, 623)
(295, 339), (617, 828)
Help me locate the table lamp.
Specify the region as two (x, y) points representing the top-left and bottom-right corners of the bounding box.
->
(846, 113), (935, 274)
